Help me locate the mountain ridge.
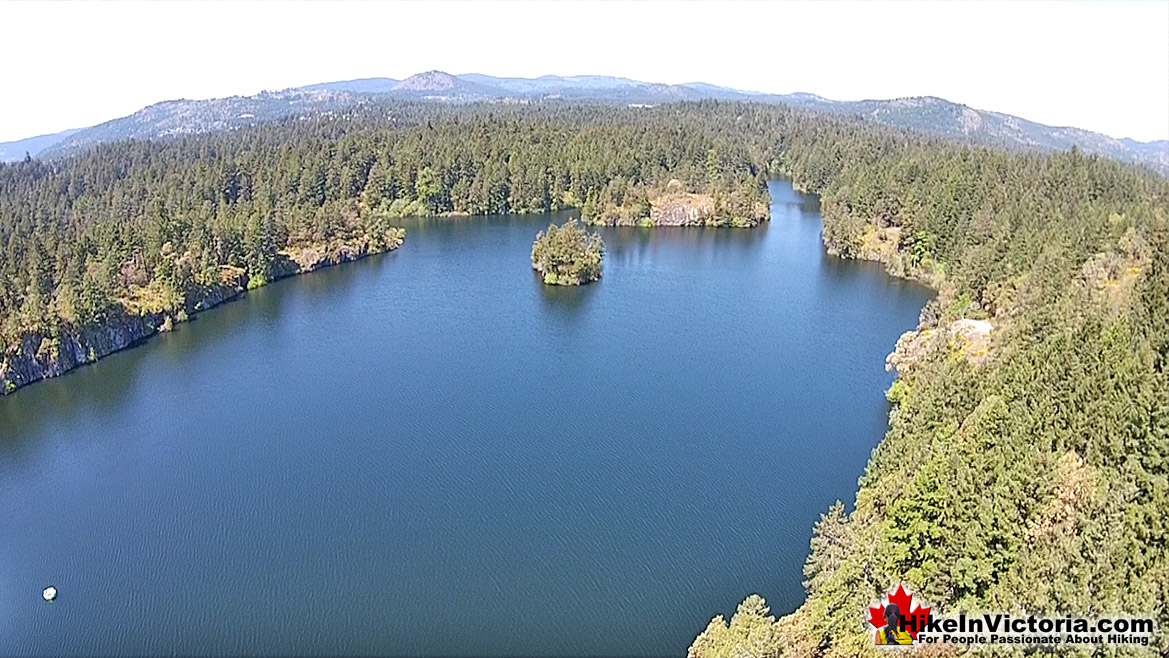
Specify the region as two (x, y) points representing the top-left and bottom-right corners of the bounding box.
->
(4, 71), (1166, 174)
(0, 127), (84, 161)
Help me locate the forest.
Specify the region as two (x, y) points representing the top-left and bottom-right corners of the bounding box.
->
(1, 98), (1167, 656)
(690, 112), (1169, 657)
(0, 101), (770, 384)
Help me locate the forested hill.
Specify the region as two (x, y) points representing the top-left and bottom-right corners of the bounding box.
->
(2, 100), (1167, 656)
(3, 71), (1166, 174)
(689, 109), (1169, 656)
(0, 102), (770, 394)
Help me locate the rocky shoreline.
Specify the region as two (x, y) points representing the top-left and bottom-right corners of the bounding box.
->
(0, 232), (404, 396)
(585, 190), (766, 228)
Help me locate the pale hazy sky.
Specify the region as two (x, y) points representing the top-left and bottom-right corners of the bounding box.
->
(2, 1), (1167, 143)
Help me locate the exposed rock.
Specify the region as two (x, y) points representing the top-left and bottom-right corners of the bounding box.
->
(950, 318), (993, 361)
(885, 318), (993, 373)
(817, 204), (948, 288)
(886, 328), (936, 374)
(1, 311), (167, 393)
(1, 233), (404, 396)
(280, 231), (404, 274)
(649, 192), (715, 226)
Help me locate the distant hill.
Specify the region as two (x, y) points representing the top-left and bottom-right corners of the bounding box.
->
(38, 90), (369, 159)
(297, 77), (399, 94)
(3, 71), (1166, 175)
(389, 70), (502, 98)
(0, 128), (83, 161)
(776, 95), (1169, 174)
(458, 73), (646, 95)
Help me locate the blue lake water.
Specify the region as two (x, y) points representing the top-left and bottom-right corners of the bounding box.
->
(0, 181), (930, 655)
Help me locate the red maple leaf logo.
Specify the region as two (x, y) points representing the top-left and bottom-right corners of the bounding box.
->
(868, 584), (932, 641)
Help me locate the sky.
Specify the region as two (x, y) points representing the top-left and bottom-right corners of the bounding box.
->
(1, 0), (1167, 143)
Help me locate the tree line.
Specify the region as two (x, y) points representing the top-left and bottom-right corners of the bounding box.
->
(691, 109), (1169, 657)
(0, 101), (774, 348)
(2, 97), (1167, 656)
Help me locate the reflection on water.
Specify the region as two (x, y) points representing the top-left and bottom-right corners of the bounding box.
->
(602, 222), (768, 270)
(0, 252), (385, 457)
(535, 272), (598, 318)
(0, 181), (930, 657)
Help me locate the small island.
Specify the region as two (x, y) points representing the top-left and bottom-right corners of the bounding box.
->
(531, 220), (604, 286)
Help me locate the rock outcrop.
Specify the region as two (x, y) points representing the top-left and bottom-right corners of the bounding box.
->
(885, 317), (994, 374)
(649, 192), (716, 226)
(1, 232), (404, 396)
(2, 313), (160, 393)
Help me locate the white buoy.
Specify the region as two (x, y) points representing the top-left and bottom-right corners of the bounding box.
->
(42, 586), (57, 602)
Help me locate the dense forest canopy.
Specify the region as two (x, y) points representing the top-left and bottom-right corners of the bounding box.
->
(0, 101), (772, 352)
(2, 99), (1167, 655)
(688, 112), (1169, 656)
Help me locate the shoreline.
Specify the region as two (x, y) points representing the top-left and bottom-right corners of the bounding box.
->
(0, 192), (767, 399)
(0, 233), (404, 397)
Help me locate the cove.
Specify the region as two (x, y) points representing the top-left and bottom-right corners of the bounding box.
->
(0, 181), (930, 655)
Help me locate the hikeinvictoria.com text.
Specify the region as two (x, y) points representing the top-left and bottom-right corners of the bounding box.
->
(903, 612), (1155, 647)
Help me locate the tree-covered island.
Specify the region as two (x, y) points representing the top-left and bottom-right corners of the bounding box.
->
(531, 220), (604, 286)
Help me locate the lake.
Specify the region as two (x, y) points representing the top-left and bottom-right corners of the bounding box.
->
(0, 181), (930, 656)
